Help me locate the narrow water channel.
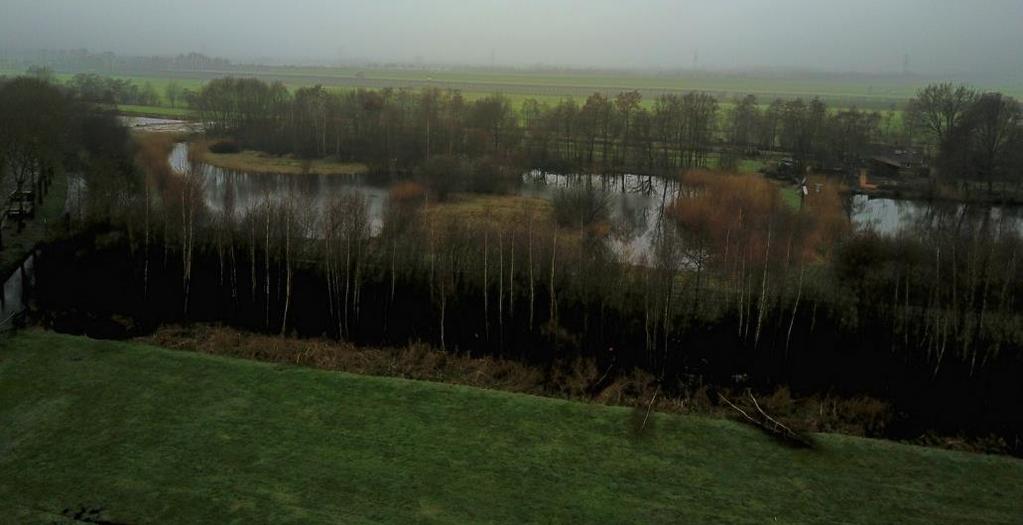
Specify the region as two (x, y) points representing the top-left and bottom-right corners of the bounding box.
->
(0, 255), (35, 329)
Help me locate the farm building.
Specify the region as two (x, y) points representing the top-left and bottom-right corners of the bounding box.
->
(867, 147), (929, 179)
(869, 156), (904, 179)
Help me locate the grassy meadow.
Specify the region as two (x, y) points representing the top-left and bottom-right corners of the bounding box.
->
(427, 193), (553, 226)
(1, 330), (1021, 524)
(118, 104), (195, 118)
(189, 140), (369, 175)
(191, 65), (1013, 102)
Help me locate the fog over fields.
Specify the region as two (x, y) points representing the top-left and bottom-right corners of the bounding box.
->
(2, 0), (1022, 78)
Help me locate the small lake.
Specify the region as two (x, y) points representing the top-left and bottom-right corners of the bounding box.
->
(169, 143), (1022, 261)
(170, 143), (390, 234)
(852, 194), (1023, 236)
(169, 144), (674, 260)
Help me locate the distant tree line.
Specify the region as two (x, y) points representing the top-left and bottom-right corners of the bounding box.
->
(192, 78), (1023, 187)
(67, 73), (162, 107)
(724, 95), (887, 170)
(4, 49), (231, 73)
(191, 78), (902, 175)
(2, 69), (195, 110)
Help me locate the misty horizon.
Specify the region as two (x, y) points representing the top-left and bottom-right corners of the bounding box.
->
(1, 0), (1022, 80)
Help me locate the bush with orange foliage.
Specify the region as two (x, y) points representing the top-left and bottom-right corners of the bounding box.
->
(800, 174), (851, 260)
(382, 181), (428, 237)
(668, 171), (848, 270)
(388, 181), (427, 207)
(664, 170), (850, 344)
(133, 133), (177, 192)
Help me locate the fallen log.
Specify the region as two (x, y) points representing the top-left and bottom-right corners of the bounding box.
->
(719, 391), (815, 448)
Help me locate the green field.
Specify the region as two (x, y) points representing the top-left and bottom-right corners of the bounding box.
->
(1, 331), (1021, 523)
(145, 65), (1023, 103)
(3, 65), (933, 124)
(191, 140), (368, 175)
(3, 63), (1019, 129)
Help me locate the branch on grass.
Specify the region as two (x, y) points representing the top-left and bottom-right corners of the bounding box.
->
(640, 385), (661, 432)
(719, 391), (815, 448)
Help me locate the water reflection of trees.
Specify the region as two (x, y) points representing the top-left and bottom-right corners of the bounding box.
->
(853, 194), (1023, 239)
(905, 200), (1023, 240)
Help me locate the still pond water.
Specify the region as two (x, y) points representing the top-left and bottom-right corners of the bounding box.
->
(169, 143), (1023, 261)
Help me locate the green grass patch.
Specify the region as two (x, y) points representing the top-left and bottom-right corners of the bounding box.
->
(117, 104), (194, 119)
(190, 141), (368, 175)
(781, 186), (803, 210)
(1, 331), (1021, 523)
(428, 193), (553, 225)
(738, 158), (767, 174)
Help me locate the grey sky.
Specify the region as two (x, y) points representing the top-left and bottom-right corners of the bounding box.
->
(2, 0), (1021, 76)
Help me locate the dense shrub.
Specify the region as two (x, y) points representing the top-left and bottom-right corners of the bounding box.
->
(415, 155), (465, 201)
(208, 140), (241, 154)
(467, 157), (520, 195)
(553, 185), (612, 229)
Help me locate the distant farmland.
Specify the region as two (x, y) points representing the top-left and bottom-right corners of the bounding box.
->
(5, 65), (1014, 130)
(8, 64), (1021, 110)
(129, 65), (1021, 108)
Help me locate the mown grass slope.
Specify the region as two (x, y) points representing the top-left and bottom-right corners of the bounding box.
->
(1, 331), (1021, 524)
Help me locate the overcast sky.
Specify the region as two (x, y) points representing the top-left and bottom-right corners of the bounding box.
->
(2, 0), (1022, 76)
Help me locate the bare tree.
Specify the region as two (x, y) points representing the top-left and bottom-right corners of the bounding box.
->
(614, 90), (642, 167)
(907, 83), (978, 153)
(965, 93), (1021, 192)
(165, 81), (183, 109)
(179, 166), (205, 316)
